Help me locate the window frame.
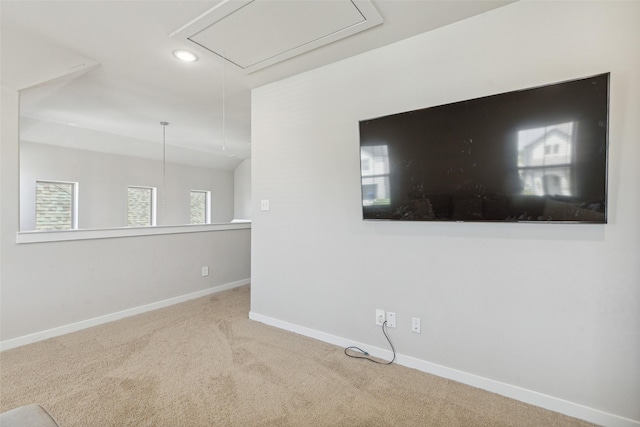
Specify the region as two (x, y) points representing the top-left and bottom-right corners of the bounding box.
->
(127, 185), (157, 227)
(35, 179), (79, 231)
(190, 190), (211, 225)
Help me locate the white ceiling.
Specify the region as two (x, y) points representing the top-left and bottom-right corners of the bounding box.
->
(176, 0), (383, 73)
(1, 0), (514, 170)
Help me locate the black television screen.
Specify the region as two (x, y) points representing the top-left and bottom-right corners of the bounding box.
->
(359, 73), (609, 223)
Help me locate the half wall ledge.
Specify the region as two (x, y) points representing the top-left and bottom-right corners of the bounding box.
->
(16, 221), (251, 244)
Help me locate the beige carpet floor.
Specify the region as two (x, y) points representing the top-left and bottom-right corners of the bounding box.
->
(1, 285), (596, 426)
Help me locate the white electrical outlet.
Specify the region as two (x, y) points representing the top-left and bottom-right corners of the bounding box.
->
(260, 200), (270, 211)
(375, 309), (385, 326)
(386, 312), (396, 328)
(201, 266), (209, 277)
(411, 317), (421, 333)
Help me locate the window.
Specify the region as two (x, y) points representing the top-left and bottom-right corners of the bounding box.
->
(128, 186), (156, 226)
(36, 180), (78, 230)
(190, 190), (211, 224)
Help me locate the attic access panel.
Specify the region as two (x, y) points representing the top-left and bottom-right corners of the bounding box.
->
(171, 0), (383, 74)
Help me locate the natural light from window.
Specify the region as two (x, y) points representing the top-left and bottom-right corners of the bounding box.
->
(35, 180), (78, 230)
(190, 190), (211, 224)
(128, 186), (156, 226)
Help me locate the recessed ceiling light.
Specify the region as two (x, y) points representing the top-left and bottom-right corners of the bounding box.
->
(173, 49), (198, 62)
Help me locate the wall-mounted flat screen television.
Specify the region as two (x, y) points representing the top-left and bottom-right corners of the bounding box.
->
(359, 73), (609, 223)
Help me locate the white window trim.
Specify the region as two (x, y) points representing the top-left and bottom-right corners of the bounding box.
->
(127, 185), (157, 227)
(190, 189), (211, 224)
(36, 179), (79, 230)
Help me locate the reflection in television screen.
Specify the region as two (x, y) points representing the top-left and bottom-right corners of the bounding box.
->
(359, 73), (609, 223)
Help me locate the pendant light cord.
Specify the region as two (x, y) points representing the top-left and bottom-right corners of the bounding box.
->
(222, 51), (226, 152)
(160, 121), (169, 224)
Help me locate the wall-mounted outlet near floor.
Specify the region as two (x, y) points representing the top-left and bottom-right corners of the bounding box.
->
(386, 312), (396, 328)
(375, 309), (385, 326)
(201, 266), (209, 277)
(411, 317), (421, 333)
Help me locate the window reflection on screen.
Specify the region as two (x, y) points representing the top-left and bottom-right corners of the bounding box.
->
(517, 122), (575, 196)
(361, 145), (390, 206)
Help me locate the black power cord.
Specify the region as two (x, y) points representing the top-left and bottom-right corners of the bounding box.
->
(344, 320), (396, 365)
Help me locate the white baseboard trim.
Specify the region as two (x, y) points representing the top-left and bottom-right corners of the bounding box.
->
(249, 311), (639, 427)
(0, 279), (250, 352)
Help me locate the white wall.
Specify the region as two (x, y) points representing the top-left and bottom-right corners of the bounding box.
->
(251, 2), (640, 425)
(233, 158), (252, 220)
(1, 86), (251, 343)
(20, 141), (235, 230)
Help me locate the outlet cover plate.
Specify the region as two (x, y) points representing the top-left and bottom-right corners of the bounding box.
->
(411, 317), (421, 333)
(386, 312), (396, 328)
